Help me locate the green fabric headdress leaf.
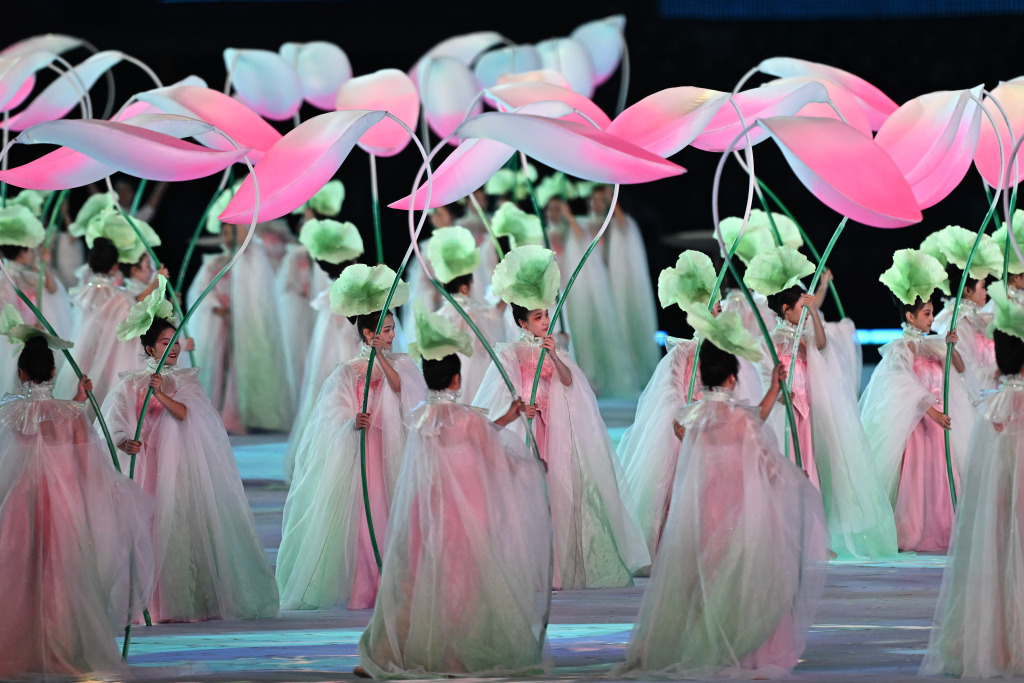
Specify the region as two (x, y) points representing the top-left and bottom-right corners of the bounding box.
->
(484, 169), (516, 197)
(0, 205), (45, 249)
(491, 244), (561, 310)
(427, 226), (480, 284)
(1, 304), (74, 353)
(748, 209), (803, 249)
(299, 218), (364, 264)
(743, 245), (815, 296)
(10, 190), (51, 218)
(206, 181), (243, 234)
(992, 209), (1024, 275)
(115, 274), (176, 342)
(85, 209), (161, 263)
(511, 163), (538, 202)
(308, 179), (345, 217)
(329, 263), (409, 317)
(987, 283), (1024, 341)
(919, 230), (947, 266)
(684, 304), (763, 363)
(409, 299), (474, 361)
(534, 172), (578, 210)
(718, 215), (775, 266)
(879, 248), (950, 305)
(930, 224), (1002, 280)
(658, 250), (719, 310)
(490, 201), (544, 249)
(69, 192), (116, 237)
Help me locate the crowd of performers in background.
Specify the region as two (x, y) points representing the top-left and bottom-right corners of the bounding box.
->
(3, 170), (1024, 680)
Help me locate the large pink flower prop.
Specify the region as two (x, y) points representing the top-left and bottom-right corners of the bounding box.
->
(335, 69), (419, 157)
(758, 57), (898, 130)
(758, 116), (922, 228)
(1, 34), (84, 58)
(7, 50), (125, 131)
(606, 86), (730, 157)
(416, 56), (482, 141)
(223, 48), (303, 121)
(389, 137), (515, 211)
(485, 81), (611, 128)
(474, 46), (543, 89)
(535, 38), (596, 98)
(0, 51), (60, 112)
(496, 70), (572, 89)
(570, 15), (626, 88)
(765, 76), (873, 136)
(875, 87), (983, 209)
(219, 110), (386, 224)
(279, 41), (353, 111)
(410, 32), (505, 75)
(974, 79), (1024, 190)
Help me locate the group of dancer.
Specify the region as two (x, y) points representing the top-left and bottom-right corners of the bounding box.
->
(2, 168), (1024, 681)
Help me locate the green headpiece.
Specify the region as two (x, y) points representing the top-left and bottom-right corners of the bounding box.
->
(718, 215), (775, 266)
(987, 283), (1024, 341)
(298, 218), (364, 265)
(427, 226), (480, 284)
(0, 205), (45, 249)
(750, 209), (802, 249)
(69, 192), (116, 237)
(409, 299), (473, 361)
(85, 209), (161, 264)
(919, 231), (947, 266)
(929, 225), (1002, 280)
(490, 201), (544, 249)
(115, 275), (176, 342)
(206, 181), (243, 234)
(684, 304), (763, 363)
(534, 172), (578, 210)
(576, 181), (599, 199)
(484, 169), (516, 197)
(329, 263), (409, 317)
(743, 245), (815, 296)
(992, 210), (1024, 275)
(10, 190), (50, 218)
(658, 250), (720, 310)
(308, 180), (345, 217)
(879, 249), (950, 305)
(0, 304), (73, 353)
(491, 244), (561, 310)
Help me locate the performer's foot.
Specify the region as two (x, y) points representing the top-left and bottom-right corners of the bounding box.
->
(353, 665), (371, 678)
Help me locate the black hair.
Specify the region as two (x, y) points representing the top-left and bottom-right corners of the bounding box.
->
(698, 342), (739, 390)
(511, 303), (531, 328)
(118, 253), (147, 281)
(140, 317), (177, 355)
(422, 354), (462, 391)
(354, 310), (392, 342)
(17, 336), (55, 384)
(995, 329), (1024, 376)
(890, 293), (931, 326)
(316, 258), (349, 281)
(87, 237), (119, 274)
(443, 273), (473, 295)
(0, 244), (28, 261)
(766, 285), (803, 318)
(946, 264), (979, 296)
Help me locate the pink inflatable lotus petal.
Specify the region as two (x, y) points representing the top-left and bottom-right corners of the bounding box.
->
(417, 56), (483, 141)
(455, 111), (684, 183)
(409, 31), (505, 84)
(335, 69), (419, 157)
(759, 116), (922, 228)
(0, 51), (59, 112)
(535, 38), (596, 99)
(570, 15), (626, 87)
(7, 50), (125, 132)
(875, 87), (983, 209)
(496, 69), (572, 89)
(223, 48), (303, 121)
(5, 74), (36, 113)
(474, 45), (543, 90)
(138, 84), (281, 161)
(219, 110), (386, 224)
(765, 76), (872, 137)
(974, 80), (1024, 189)
(2, 34), (83, 57)
(279, 41), (353, 111)
(759, 57), (898, 131)
(390, 137), (515, 211)
(485, 81), (611, 128)
(691, 80), (829, 152)
(607, 86), (730, 157)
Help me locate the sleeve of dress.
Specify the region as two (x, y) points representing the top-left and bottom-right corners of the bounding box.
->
(98, 378), (136, 473)
(470, 345), (526, 439)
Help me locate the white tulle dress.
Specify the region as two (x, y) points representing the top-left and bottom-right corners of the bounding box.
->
(921, 375), (1024, 677)
(0, 381), (154, 678)
(933, 298), (998, 399)
(273, 244), (329, 409)
(617, 335), (761, 557)
(859, 324), (976, 552)
(276, 347), (427, 610)
(434, 293), (508, 401)
(101, 363), (279, 622)
(760, 320), (899, 559)
(358, 391), (552, 678)
(472, 333), (650, 589)
(616, 389), (828, 679)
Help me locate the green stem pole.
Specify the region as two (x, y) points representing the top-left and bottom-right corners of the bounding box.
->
(520, 155), (569, 335)
(36, 190), (68, 315)
(178, 169), (235, 296)
(370, 153), (384, 264)
(467, 191), (504, 261)
(129, 179), (148, 217)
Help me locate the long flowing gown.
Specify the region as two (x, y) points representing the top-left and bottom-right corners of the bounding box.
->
(102, 364), (279, 622)
(434, 293), (508, 402)
(358, 392), (552, 678)
(933, 298), (998, 399)
(0, 259), (72, 393)
(274, 244), (329, 410)
(616, 390), (828, 679)
(0, 381), (153, 678)
(473, 334), (650, 589)
(276, 348), (427, 610)
(921, 375), (1024, 677)
(859, 325), (975, 552)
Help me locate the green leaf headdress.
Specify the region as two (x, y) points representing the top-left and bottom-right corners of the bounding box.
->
(69, 192), (117, 238)
(408, 299), (473, 361)
(992, 210), (1024, 275)
(534, 171), (578, 210)
(293, 179), (345, 218)
(85, 209), (161, 264)
(658, 250), (719, 310)
(929, 224), (1003, 280)
(299, 218), (364, 265)
(684, 304), (763, 363)
(490, 202), (544, 249)
(987, 283), (1024, 341)
(205, 181), (243, 234)
(879, 248), (950, 305)
(10, 190), (51, 218)
(426, 226), (480, 284)
(0, 304), (73, 354)
(717, 215), (776, 266)
(484, 169), (516, 197)
(491, 244), (561, 310)
(115, 274), (176, 342)
(329, 263), (409, 317)
(0, 205), (45, 249)
(743, 245), (815, 296)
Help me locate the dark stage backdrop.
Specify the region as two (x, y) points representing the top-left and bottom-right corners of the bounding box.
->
(4, 0), (1024, 338)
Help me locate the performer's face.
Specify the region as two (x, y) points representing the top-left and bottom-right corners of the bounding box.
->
(519, 309), (550, 337)
(147, 327), (181, 366)
(906, 301), (934, 333)
(364, 314), (396, 350)
(132, 255), (153, 283)
(965, 279), (988, 306)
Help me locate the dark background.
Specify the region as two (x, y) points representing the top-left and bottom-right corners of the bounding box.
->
(4, 0), (1024, 335)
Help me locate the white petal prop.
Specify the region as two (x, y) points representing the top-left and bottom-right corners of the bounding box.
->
(474, 45), (543, 89)
(606, 86), (730, 157)
(7, 50), (124, 132)
(974, 79), (1024, 190)
(1, 34), (84, 58)
(496, 69), (572, 89)
(389, 137), (515, 211)
(223, 48), (304, 121)
(757, 115), (923, 228)
(417, 56), (482, 140)
(219, 110), (386, 225)
(875, 87), (983, 209)
(485, 81), (611, 129)
(536, 38), (597, 99)
(765, 76), (873, 137)
(409, 31), (505, 85)
(335, 69), (419, 157)
(570, 15), (626, 88)
(279, 41), (353, 111)
(0, 51), (59, 112)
